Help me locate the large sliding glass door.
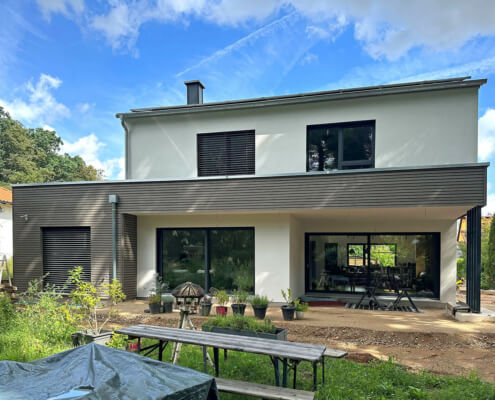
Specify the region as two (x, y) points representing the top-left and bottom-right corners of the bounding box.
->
(306, 233), (440, 298)
(158, 228), (254, 293)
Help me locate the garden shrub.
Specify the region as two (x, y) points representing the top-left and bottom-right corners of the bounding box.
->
(203, 314), (277, 333)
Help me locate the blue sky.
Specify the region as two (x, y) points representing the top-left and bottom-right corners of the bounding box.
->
(1, 0), (495, 212)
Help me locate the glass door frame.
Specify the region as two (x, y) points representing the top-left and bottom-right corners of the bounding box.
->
(304, 232), (441, 296)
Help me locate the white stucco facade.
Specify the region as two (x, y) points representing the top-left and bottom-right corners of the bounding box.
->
(126, 88), (478, 180)
(136, 207), (460, 304)
(0, 203), (13, 260)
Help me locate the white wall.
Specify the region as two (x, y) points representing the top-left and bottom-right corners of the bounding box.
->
(136, 213), (291, 300)
(292, 212), (457, 304)
(0, 204), (12, 259)
(127, 88), (478, 180)
(135, 209), (458, 304)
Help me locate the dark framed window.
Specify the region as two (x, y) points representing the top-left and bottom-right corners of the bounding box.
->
(197, 130), (255, 176)
(307, 120), (375, 172)
(306, 232), (440, 298)
(157, 227), (254, 293)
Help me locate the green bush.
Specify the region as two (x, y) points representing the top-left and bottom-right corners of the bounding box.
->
(203, 314), (277, 334)
(249, 294), (269, 307)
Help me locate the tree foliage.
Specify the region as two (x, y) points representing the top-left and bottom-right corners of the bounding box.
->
(0, 107), (102, 185)
(485, 217), (495, 288)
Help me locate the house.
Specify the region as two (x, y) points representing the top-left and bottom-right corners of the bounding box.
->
(0, 187), (13, 261)
(12, 77), (487, 311)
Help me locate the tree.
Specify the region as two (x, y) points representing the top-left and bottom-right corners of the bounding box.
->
(0, 107), (103, 185)
(485, 217), (495, 287)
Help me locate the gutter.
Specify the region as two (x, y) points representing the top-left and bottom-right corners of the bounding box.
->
(119, 117), (130, 180)
(11, 162), (490, 188)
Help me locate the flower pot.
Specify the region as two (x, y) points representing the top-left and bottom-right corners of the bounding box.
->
(72, 330), (113, 346)
(281, 305), (296, 321)
(149, 302), (161, 314)
(200, 303), (212, 316)
(296, 310), (305, 320)
(231, 303), (246, 315)
(216, 306), (228, 316)
(252, 305), (267, 320)
(162, 302), (173, 313)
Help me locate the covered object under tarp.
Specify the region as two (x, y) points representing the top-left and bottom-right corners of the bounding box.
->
(0, 343), (219, 400)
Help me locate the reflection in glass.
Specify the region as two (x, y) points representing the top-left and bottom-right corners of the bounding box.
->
(307, 233), (440, 297)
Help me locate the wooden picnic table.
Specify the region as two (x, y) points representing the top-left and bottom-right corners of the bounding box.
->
(116, 324), (326, 390)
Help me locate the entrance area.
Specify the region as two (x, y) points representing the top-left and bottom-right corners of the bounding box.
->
(306, 233), (440, 298)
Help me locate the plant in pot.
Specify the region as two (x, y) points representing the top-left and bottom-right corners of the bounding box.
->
(214, 290), (229, 317)
(231, 290), (249, 315)
(69, 266), (126, 346)
(250, 295), (270, 320)
(280, 288), (296, 321)
(294, 299), (308, 320)
(148, 293), (162, 314)
(200, 295), (212, 316)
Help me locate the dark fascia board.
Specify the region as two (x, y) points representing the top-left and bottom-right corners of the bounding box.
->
(12, 162), (489, 188)
(115, 77), (487, 120)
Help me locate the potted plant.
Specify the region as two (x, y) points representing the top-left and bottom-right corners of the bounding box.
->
(161, 292), (174, 313)
(250, 295), (269, 319)
(202, 314), (287, 340)
(280, 288), (296, 321)
(69, 266), (126, 346)
(215, 290), (229, 317)
(148, 293), (161, 314)
(231, 290), (249, 315)
(200, 295), (212, 316)
(294, 299), (308, 320)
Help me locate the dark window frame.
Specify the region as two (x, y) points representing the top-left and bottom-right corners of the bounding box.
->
(306, 120), (375, 172)
(305, 232), (441, 297)
(197, 130), (255, 177)
(156, 227), (255, 293)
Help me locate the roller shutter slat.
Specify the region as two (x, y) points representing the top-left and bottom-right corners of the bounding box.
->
(42, 227), (91, 292)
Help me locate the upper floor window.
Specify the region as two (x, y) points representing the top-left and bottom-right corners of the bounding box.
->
(197, 130), (255, 177)
(307, 121), (375, 172)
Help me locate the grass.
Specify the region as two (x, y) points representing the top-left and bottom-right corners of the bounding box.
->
(131, 338), (495, 400)
(1, 289), (494, 399)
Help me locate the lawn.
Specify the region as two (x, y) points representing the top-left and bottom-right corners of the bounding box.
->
(1, 290), (494, 399)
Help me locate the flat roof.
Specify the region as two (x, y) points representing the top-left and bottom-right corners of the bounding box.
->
(12, 162), (489, 188)
(116, 76), (487, 119)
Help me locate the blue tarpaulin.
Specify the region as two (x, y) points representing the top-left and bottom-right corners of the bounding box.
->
(0, 343), (219, 400)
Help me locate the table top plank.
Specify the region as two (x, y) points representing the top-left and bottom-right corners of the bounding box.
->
(116, 325), (325, 362)
(215, 378), (315, 400)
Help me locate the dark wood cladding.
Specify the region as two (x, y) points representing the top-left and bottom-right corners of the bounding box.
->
(12, 164), (487, 294)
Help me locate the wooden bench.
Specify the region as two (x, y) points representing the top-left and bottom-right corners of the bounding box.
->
(323, 349), (347, 358)
(216, 378), (314, 400)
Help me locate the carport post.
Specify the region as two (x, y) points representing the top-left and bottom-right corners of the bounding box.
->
(466, 206), (481, 313)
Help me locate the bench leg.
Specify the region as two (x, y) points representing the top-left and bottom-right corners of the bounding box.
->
(270, 357), (281, 387)
(224, 349), (228, 360)
(282, 358), (288, 387)
(321, 358), (325, 384)
(312, 362), (318, 391)
(213, 348), (219, 377)
(137, 338), (141, 355)
(292, 361), (300, 389)
(202, 347), (207, 373)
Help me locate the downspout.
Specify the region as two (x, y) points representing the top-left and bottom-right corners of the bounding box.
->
(120, 116), (130, 180)
(108, 195), (119, 280)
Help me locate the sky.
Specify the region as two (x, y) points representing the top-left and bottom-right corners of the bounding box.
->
(1, 0), (495, 213)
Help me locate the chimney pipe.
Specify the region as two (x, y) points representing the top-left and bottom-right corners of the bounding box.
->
(184, 80), (205, 105)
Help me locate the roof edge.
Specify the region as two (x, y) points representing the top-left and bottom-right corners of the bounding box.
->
(12, 162), (490, 189)
(116, 77), (487, 119)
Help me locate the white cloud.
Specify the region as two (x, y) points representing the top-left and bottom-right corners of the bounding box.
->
(43, 124), (56, 132)
(82, 1), (495, 60)
(36, 0), (84, 20)
(76, 102), (92, 113)
(0, 74), (70, 125)
(478, 108), (495, 161)
(60, 133), (124, 179)
(299, 52), (318, 66)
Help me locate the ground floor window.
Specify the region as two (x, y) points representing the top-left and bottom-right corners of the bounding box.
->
(306, 233), (440, 298)
(157, 227), (254, 293)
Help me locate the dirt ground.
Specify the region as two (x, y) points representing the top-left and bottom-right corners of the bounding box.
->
(103, 292), (495, 382)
